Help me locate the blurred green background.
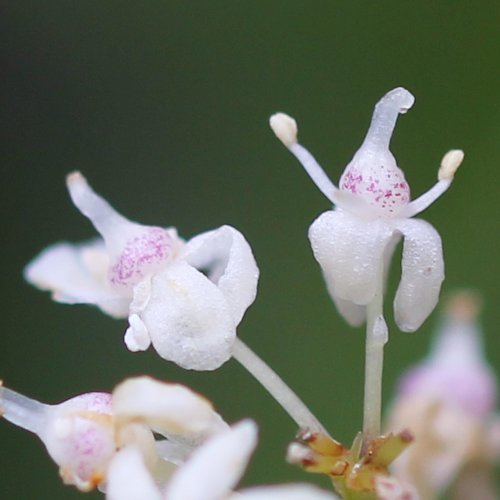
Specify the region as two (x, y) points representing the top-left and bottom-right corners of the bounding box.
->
(1, 2), (499, 498)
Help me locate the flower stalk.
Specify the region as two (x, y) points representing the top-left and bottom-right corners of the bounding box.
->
(232, 338), (328, 435)
(362, 263), (388, 448)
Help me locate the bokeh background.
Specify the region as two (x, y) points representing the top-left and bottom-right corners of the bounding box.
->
(1, 2), (499, 498)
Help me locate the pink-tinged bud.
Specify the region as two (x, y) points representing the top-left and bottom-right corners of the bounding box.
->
(0, 386), (115, 492)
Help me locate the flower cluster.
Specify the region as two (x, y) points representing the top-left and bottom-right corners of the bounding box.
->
(2, 87), (498, 500)
(0, 377), (337, 499)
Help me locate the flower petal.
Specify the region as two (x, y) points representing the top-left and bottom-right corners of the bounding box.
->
(41, 393), (115, 492)
(181, 225), (259, 325)
(331, 296), (366, 327)
(393, 218), (444, 332)
(24, 239), (130, 318)
(235, 484), (340, 500)
(67, 172), (183, 290)
(165, 420), (258, 500)
(308, 209), (394, 306)
(127, 261), (236, 370)
(112, 377), (227, 440)
(106, 447), (163, 500)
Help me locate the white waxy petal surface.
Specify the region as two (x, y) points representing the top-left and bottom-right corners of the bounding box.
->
(129, 261), (236, 370)
(41, 393), (115, 491)
(112, 376), (226, 438)
(309, 209), (393, 306)
(235, 484), (340, 500)
(24, 240), (130, 318)
(106, 447), (163, 500)
(393, 218), (444, 332)
(67, 172), (181, 290)
(165, 420), (258, 500)
(181, 225), (259, 325)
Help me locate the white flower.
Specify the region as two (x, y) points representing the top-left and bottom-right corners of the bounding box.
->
(386, 291), (499, 498)
(25, 172), (259, 369)
(107, 420), (339, 500)
(0, 383), (115, 491)
(0, 376), (228, 492)
(270, 87), (463, 331)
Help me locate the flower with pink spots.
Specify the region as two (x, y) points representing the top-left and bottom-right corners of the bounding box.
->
(24, 173), (259, 370)
(270, 88), (463, 332)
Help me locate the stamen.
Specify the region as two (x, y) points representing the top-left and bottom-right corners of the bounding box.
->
(269, 113), (297, 147)
(0, 384), (49, 435)
(438, 149), (464, 181)
(270, 113), (339, 204)
(361, 87), (415, 151)
(401, 149), (464, 218)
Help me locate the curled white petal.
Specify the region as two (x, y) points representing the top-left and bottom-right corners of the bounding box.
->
(309, 209), (394, 306)
(331, 295), (366, 327)
(124, 313), (152, 352)
(106, 447), (163, 500)
(165, 420), (258, 500)
(128, 261), (236, 370)
(181, 225), (259, 325)
(112, 376), (227, 439)
(24, 239), (130, 318)
(393, 218), (444, 332)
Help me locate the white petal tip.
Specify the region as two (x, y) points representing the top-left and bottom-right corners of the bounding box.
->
(124, 314), (151, 352)
(269, 113), (298, 147)
(66, 171), (86, 188)
(438, 149), (464, 180)
(381, 87), (415, 114)
(66, 171), (91, 204)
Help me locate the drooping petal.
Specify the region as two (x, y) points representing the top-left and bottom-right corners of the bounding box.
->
(308, 209), (394, 307)
(126, 261), (237, 370)
(112, 376), (227, 440)
(164, 420), (258, 500)
(234, 484), (340, 500)
(106, 447), (163, 500)
(331, 295), (366, 327)
(67, 172), (183, 290)
(181, 225), (259, 325)
(24, 239), (130, 318)
(393, 218), (444, 332)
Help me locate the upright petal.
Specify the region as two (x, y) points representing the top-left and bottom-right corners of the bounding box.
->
(67, 172), (182, 290)
(181, 225), (259, 325)
(24, 239), (130, 318)
(339, 88), (414, 217)
(106, 447), (163, 500)
(125, 262), (236, 370)
(308, 209), (394, 307)
(235, 484), (340, 500)
(393, 218), (444, 332)
(164, 420), (258, 500)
